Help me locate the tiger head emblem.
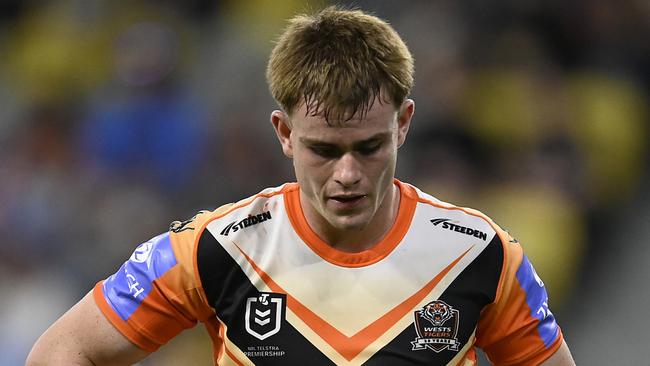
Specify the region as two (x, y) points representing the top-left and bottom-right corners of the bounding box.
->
(420, 301), (453, 326)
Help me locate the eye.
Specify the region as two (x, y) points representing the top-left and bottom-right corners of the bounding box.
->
(310, 146), (340, 158)
(358, 143), (382, 156)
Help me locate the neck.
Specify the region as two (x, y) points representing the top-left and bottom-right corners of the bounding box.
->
(303, 183), (401, 253)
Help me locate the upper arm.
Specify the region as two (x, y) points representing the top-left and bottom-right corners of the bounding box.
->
(27, 291), (150, 366)
(540, 340), (575, 366)
(90, 231), (213, 351)
(476, 234), (566, 365)
(28, 227), (214, 365)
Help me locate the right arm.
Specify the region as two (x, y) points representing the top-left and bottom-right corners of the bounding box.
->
(28, 224), (216, 365)
(28, 208), (224, 365)
(26, 292), (150, 366)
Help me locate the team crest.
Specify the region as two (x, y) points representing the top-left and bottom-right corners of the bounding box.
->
(245, 292), (286, 340)
(411, 300), (461, 352)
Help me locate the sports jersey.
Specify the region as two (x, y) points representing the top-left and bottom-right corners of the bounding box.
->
(94, 180), (563, 365)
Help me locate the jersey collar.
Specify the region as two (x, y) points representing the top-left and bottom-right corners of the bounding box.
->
(284, 179), (417, 267)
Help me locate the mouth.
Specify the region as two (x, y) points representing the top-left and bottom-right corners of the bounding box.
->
(328, 194), (367, 208)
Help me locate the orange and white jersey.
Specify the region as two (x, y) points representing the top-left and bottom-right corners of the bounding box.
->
(94, 180), (563, 365)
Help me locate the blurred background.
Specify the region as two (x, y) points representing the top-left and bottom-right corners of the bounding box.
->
(0, 0), (648, 364)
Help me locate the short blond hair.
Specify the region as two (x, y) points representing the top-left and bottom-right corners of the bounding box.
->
(266, 6), (414, 123)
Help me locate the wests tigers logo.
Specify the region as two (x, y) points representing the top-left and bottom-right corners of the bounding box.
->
(412, 300), (461, 353)
(422, 301), (454, 326)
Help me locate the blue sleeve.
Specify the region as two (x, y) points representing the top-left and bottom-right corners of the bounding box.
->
(101, 232), (177, 321)
(515, 254), (560, 347)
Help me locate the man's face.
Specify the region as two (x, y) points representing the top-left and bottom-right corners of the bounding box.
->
(271, 99), (414, 235)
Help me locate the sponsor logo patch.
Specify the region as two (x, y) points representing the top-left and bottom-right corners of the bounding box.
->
(245, 292), (286, 341)
(430, 218), (487, 241)
(103, 233), (177, 321)
(129, 241), (153, 263)
(412, 300), (461, 353)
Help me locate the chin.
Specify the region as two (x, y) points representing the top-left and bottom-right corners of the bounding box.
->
(329, 215), (371, 232)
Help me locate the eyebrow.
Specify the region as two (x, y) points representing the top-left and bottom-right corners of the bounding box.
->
(299, 132), (390, 148)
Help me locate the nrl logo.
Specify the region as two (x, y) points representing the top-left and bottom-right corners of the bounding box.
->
(412, 300), (461, 353)
(245, 292), (286, 340)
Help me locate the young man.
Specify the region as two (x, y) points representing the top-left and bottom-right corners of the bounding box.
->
(28, 7), (575, 365)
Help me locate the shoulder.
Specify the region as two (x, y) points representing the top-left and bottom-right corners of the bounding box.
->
(186, 183), (294, 306)
(174, 183), (294, 266)
(169, 183), (295, 252)
(402, 181), (513, 249)
(403, 181), (530, 298)
(403, 181), (516, 298)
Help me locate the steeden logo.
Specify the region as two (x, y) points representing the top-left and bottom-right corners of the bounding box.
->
(220, 211), (272, 236)
(430, 218), (487, 241)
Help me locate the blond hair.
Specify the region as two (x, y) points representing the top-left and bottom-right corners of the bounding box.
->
(266, 6), (414, 123)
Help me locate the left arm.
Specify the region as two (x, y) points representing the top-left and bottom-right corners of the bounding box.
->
(476, 229), (573, 365)
(540, 340), (575, 366)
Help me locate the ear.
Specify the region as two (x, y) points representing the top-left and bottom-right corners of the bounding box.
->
(396, 99), (414, 148)
(270, 110), (293, 158)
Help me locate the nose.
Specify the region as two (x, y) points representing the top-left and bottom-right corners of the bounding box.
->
(333, 153), (362, 187)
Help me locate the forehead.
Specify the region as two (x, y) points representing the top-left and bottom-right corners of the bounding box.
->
(290, 100), (398, 140)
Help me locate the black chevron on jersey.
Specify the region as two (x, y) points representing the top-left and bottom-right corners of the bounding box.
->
(196, 229), (336, 365)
